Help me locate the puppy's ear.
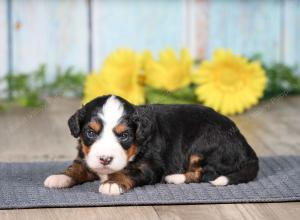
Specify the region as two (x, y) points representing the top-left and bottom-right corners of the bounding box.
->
(68, 107), (86, 138)
(132, 108), (154, 146)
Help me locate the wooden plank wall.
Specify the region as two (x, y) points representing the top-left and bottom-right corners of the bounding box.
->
(0, 0), (7, 77)
(282, 0), (300, 66)
(10, 0), (88, 79)
(0, 0), (7, 97)
(0, 0), (299, 79)
(206, 0), (282, 62)
(92, 0), (185, 69)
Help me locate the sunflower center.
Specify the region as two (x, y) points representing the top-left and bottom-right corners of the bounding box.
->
(217, 68), (244, 92)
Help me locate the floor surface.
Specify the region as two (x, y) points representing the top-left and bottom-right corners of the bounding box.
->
(0, 96), (299, 220)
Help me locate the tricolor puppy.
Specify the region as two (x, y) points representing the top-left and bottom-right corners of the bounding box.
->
(44, 95), (259, 195)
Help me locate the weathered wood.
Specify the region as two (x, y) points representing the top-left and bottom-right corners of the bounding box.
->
(184, 0), (209, 59)
(231, 113), (275, 156)
(154, 203), (300, 220)
(1, 0), (300, 77)
(207, 0), (282, 63)
(0, 206), (161, 220)
(244, 97), (300, 155)
(0, 97), (80, 162)
(11, 0), (89, 77)
(0, 0), (8, 97)
(282, 0), (300, 68)
(92, 0), (185, 70)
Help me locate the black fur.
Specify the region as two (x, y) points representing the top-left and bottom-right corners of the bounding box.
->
(132, 103), (258, 185)
(68, 107), (86, 138)
(69, 95), (259, 187)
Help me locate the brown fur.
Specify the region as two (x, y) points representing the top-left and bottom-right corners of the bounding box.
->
(184, 154), (203, 183)
(189, 154), (203, 166)
(79, 138), (90, 156)
(185, 168), (203, 183)
(107, 171), (135, 191)
(63, 160), (98, 184)
(127, 144), (138, 160)
(114, 123), (127, 134)
(89, 120), (102, 133)
(81, 142), (90, 156)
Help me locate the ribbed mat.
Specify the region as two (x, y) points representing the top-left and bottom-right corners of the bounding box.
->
(0, 156), (299, 209)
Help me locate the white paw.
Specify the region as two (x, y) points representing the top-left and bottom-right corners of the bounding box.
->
(99, 182), (124, 195)
(165, 174), (186, 184)
(44, 174), (74, 188)
(209, 176), (229, 186)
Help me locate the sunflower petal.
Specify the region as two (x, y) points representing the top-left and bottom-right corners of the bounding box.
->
(194, 49), (267, 115)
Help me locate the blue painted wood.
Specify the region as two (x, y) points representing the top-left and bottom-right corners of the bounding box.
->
(184, 0), (209, 59)
(11, 0), (89, 79)
(92, 0), (185, 70)
(0, 0), (7, 78)
(282, 0), (300, 69)
(207, 0), (282, 63)
(0, 0), (299, 80)
(0, 0), (8, 97)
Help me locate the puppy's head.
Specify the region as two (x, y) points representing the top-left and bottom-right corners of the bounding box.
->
(68, 95), (139, 175)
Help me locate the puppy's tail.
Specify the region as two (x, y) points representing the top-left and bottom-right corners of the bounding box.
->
(209, 160), (259, 186)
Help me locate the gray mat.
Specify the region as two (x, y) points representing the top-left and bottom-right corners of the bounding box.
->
(0, 156), (300, 209)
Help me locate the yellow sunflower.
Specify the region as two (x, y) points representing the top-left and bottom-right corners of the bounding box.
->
(145, 48), (192, 91)
(83, 49), (145, 105)
(193, 49), (267, 115)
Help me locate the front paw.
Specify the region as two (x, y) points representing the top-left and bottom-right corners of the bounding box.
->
(44, 174), (74, 188)
(99, 182), (124, 195)
(165, 174), (186, 184)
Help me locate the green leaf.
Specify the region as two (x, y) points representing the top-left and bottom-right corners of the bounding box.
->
(0, 65), (86, 110)
(248, 55), (300, 100)
(263, 63), (300, 99)
(145, 86), (198, 104)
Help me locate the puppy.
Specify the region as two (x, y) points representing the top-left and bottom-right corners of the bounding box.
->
(44, 95), (258, 195)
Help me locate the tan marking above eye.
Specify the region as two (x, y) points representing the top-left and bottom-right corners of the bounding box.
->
(88, 120), (102, 133)
(114, 123), (127, 134)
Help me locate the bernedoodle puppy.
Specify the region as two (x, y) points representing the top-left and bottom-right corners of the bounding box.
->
(44, 95), (258, 195)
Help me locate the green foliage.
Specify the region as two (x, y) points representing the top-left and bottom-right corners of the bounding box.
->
(146, 85), (198, 104)
(0, 65), (86, 108)
(47, 67), (86, 97)
(0, 103), (5, 112)
(5, 65), (47, 107)
(249, 54), (300, 100)
(263, 63), (300, 99)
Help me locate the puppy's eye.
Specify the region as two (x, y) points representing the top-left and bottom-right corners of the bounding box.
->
(118, 132), (129, 141)
(86, 129), (97, 139)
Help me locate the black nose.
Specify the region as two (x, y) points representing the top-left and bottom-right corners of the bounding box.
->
(99, 156), (113, 166)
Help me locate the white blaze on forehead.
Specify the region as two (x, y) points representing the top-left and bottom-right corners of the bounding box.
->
(99, 96), (124, 126)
